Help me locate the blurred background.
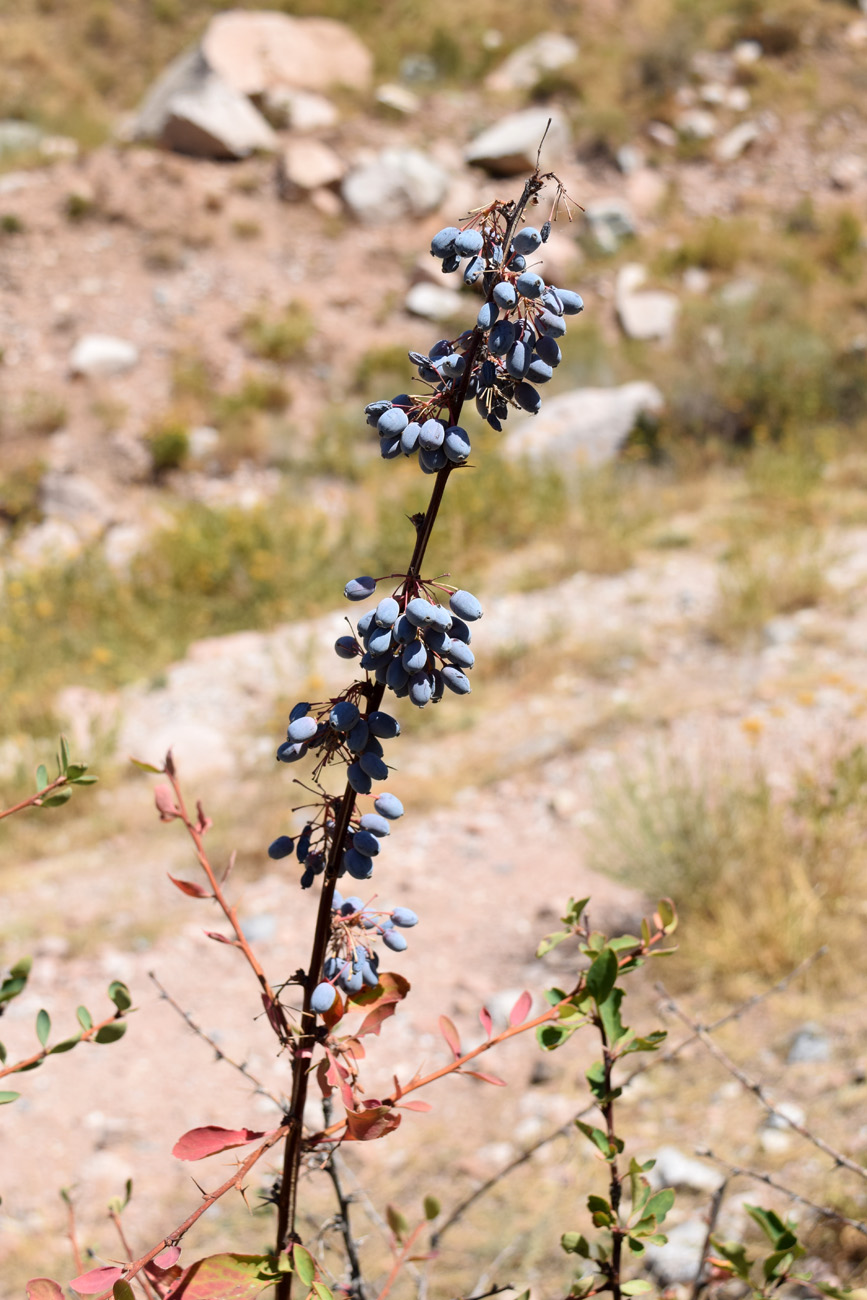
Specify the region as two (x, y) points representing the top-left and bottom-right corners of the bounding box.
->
(2, 0), (867, 1295)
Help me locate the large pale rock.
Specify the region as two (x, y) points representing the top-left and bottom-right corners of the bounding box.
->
(715, 120), (759, 162)
(0, 120), (43, 156)
(279, 139), (345, 197)
(485, 33), (578, 93)
(616, 264), (680, 341)
(647, 1218), (708, 1285)
(503, 383), (664, 466)
(161, 76), (277, 159)
(648, 1146), (725, 1194)
(405, 282), (463, 321)
(202, 11), (373, 96)
(465, 107), (570, 176)
(342, 148), (449, 224)
(69, 334), (139, 377)
(584, 198), (636, 253)
(262, 88), (338, 130)
(40, 472), (115, 539)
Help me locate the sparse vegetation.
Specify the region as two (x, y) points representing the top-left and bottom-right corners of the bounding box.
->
(241, 299), (316, 363)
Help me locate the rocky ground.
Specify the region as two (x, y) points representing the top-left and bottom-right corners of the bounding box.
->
(3, 8), (867, 1299)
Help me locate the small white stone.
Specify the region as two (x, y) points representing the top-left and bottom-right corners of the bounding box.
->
(69, 334), (139, 377)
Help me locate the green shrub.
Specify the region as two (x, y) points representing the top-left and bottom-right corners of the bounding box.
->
(147, 421), (189, 475)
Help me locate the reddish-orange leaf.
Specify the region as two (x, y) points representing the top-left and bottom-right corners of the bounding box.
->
(479, 1007), (493, 1038)
(461, 1069), (507, 1086)
(26, 1283), (64, 1299)
(153, 1248), (182, 1270)
(357, 1001), (399, 1038)
(172, 1126), (272, 1161)
(344, 1105), (402, 1142)
(205, 931), (235, 945)
(69, 1266), (124, 1294)
(509, 991), (532, 1027)
(164, 1253), (275, 1299)
(439, 1015), (461, 1059)
(398, 1100), (432, 1112)
(168, 875), (210, 899)
(154, 784), (179, 821)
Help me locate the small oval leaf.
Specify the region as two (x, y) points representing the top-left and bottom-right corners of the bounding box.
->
(94, 1022), (127, 1045)
(76, 1006), (93, 1030)
(172, 1126), (272, 1161)
(509, 991), (532, 1027)
(36, 1009), (51, 1047)
(0, 1090), (21, 1104)
(26, 1282), (64, 1299)
(108, 982), (132, 1012)
(69, 1265), (124, 1294)
(292, 1245), (315, 1287)
(438, 1015), (461, 1059)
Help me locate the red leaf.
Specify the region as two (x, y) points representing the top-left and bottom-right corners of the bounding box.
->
(154, 1247), (182, 1270)
(154, 784), (180, 821)
(70, 1266), (124, 1294)
(164, 1253), (275, 1299)
(205, 931), (236, 945)
(439, 1015), (462, 1059)
(195, 800), (212, 834)
(261, 993), (287, 1038)
(479, 1007), (493, 1038)
(461, 1069), (507, 1086)
(172, 1126), (272, 1161)
(398, 1099), (432, 1112)
(347, 971), (409, 1012)
(357, 1001), (399, 1038)
(26, 1283), (65, 1300)
(168, 874), (210, 899)
(344, 1105), (401, 1142)
(509, 990), (532, 1027)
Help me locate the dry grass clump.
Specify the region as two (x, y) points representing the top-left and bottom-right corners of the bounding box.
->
(591, 741), (867, 987)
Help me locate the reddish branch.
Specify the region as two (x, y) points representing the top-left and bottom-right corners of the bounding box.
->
(0, 1007), (128, 1082)
(0, 773), (70, 820)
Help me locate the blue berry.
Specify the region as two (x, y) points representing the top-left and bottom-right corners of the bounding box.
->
(377, 407), (409, 437)
(386, 657), (410, 691)
(516, 271), (545, 300)
(344, 847), (374, 879)
(311, 982), (336, 1013)
(444, 426), (471, 463)
(409, 672), (433, 707)
(347, 718), (370, 753)
(268, 835), (294, 860)
(535, 335), (561, 367)
(335, 635), (360, 659)
(463, 255), (485, 285)
(342, 896), (364, 913)
(276, 741), (306, 763)
(430, 226), (460, 257)
(330, 700), (360, 732)
(477, 301), (499, 331)
(368, 710), (401, 739)
(391, 907), (418, 927)
(367, 624), (393, 656)
(353, 829), (382, 857)
(553, 287), (584, 314)
(374, 793), (404, 820)
(419, 419), (445, 450)
(442, 666), (471, 694)
(359, 812), (390, 837)
(493, 281), (517, 310)
(381, 434), (402, 460)
(512, 226), (542, 255)
(359, 752), (389, 781)
(401, 422), (422, 455)
(375, 597), (400, 627)
(489, 319), (516, 355)
(445, 641), (474, 669)
(288, 716), (318, 743)
(402, 639), (428, 673)
(347, 762), (372, 795)
(449, 589), (482, 621)
(527, 359), (553, 384)
(383, 930), (408, 952)
(506, 339), (531, 379)
(419, 447), (447, 473)
(453, 228), (484, 257)
(515, 381), (541, 413)
(289, 701), (310, 722)
(537, 310), (566, 338)
(345, 576), (377, 602)
(449, 615), (471, 644)
(357, 609), (376, 637)
(406, 597), (437, 628)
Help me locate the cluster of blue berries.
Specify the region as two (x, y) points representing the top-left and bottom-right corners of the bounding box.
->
(364, 215), (583, 462)
(276, 697), (401, 794)
(338, 580), (483, 709)
(310, 891), (419, 1013)
(268, 791), (404, 889)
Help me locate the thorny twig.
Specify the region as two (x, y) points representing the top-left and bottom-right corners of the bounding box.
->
(690, 1180), (728, 1300)
(658, 984), (867, 1183)
(148, 970), (282, 1108)
(321, 1096), (368, 1300)
(431, 947), (827, 1248)
(697, 1148), (867, 1239)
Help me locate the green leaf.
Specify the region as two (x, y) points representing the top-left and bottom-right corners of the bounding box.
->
(537, 1023), (577, 1051)
(586, 948), (618, 1004)
(113, 1283), (135, 1300)
(423, 1195), (440, 1221)
(41, 788), (72, 808)
(108, 982), (132, 1013)
(76, 1006), (93, 1031)
(598, 988), (628, 1045)
(587, 1195), (610, 1215)
(746, 1204), (790, 1247)
(65, 764), (88, 781)
(569, 1279), (597, 1300)
(49, 1034), (81, 1054)
(561, 1233), (590, 1256)
(656, 898), (677, 933)
(544, 986), (567, 1006)
(764, 1249), (796, 1281)
(0, 1091), (21, 1104)
(585, 1061), (609, 1102)
(710, 1237), (753, 1281)
(151, 1253), (278, 1297)
(626, 1236), (646, 1256)
(621, 1281), (652, 1294)
(313, 1284), (334, 1300)
(36, 764), (49, 792)
(130, 758), (164, 773)
(644, 1188), (675, 1227)
(621, 1030), (667, 1056)
(386, 1203), (408, 1240)
(36, 1009), (51, 1047)
(609, 934), (641, 952)
(0, 1041), (5, 1063)
(575, 1120), (621, 1159)
(11, 956), (33, 979)
(59, 736), (70, 772)
(536, 930), (571, 958)
(562, 897), (590, 926)
(95, 1022), (127, 1045)
(292, 1245), (315, 1287)
(73, 774), (98, 785)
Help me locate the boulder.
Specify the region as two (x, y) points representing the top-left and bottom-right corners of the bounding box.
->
(342, 148), (449, 224)
(278, 139), (345, 197)
(648, 1146), (725, 1194)
(132, 47), (276, 158)
(202, 11), (373, 96)
(40, 472), (115, 539)
(69, 334), (139, 378)
(261, 88), (338, 131)
(616, 264), (679, 341)
(829, 154), (863, 190)
(647, 1218), (708, 1285)
(375, 83), (420, 115)
(584, 198), (636, 253)
(465, 106), (570, 176)
(405, 282), (463, 322)
(503, 383), (664, 466)
(676, 108), (717, 139)
(485, 33), (578, 93)
(0, 120), (43, 156)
